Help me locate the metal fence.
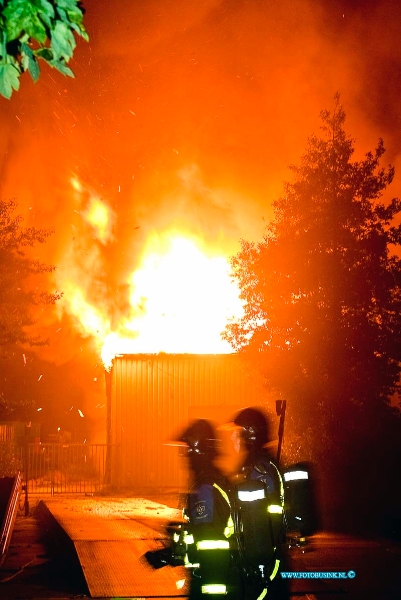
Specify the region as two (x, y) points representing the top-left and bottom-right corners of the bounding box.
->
(0, 442), (118, 495)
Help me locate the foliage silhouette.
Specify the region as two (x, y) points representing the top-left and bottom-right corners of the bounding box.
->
(0, 198), (61, 353)
(225, 97), (401, 533)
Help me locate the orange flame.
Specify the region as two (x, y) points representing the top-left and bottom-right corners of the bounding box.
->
(58, 180), (243, 369)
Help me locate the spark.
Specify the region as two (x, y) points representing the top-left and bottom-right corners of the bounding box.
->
(78, 409), (84, 418)
(38, 374), (43, 381)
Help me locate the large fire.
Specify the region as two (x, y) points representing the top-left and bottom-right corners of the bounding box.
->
(58, 179), (244, 369)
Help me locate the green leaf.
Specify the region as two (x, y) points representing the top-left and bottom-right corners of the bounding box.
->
(36, 0), (55, 29)
(55, 0), (88, 38)
(56, 7), (67, 23)
(56, 3), (81, 23)
(51, 20), (76, 61)
(50, 58), (74, 77)
(3, 0), (47, 44)
(0, 62), (20, 98)
(56, 0), (83, 13)
(21, 49), (29, 71)
(69, 20), (89, 40)
(21, 42), (40, 82)
(34, 47), (53, 61)
(77, 27), (89, 42)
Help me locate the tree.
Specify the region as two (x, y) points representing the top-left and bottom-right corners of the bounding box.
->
(225, 97), (401, 412)
(224, 98), (401, 532)
(0, 198), (61, 353)
(0, 0), (88, 99)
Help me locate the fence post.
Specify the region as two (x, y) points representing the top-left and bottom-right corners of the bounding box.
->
(23, 424), (30, 516)
(51, 444), (55, 496)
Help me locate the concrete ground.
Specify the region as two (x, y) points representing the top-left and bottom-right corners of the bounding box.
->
(2, 493), (400, 600)
(0, 492), (187, 600)
(0, 498), (90, 599)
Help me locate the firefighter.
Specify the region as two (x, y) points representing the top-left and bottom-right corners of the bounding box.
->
(144, 419), (242, 599)
(229, 407), (287, 599)
(178, 419), (242, 599)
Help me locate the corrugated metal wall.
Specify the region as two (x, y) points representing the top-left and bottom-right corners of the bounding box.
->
(110, 354), (275, 490)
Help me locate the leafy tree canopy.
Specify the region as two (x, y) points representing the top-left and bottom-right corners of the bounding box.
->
(224, 99), (401, 534)
(0, 0), (88, 99)
(0, 198), (61, 353)
(225, 97), (401, 435)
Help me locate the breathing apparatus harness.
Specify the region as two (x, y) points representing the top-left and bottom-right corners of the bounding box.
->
(233, 459), (285, 590)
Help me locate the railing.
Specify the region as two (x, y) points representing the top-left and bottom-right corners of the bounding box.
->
(0, 472), (22, 564)
(0, 442), (118, 495)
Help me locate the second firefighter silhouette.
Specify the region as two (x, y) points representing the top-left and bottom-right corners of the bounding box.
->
(145, 414), (285, 599)
(174, 419), (242, 599)
(230, 407), (285, 598)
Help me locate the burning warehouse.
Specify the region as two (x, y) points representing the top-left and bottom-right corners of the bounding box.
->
(106, 353), (277, 491)
(55, 221), (273, 491)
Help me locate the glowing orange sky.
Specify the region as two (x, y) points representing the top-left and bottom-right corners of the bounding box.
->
(0, 0), (400, 408)
(2, 1), (401, 224)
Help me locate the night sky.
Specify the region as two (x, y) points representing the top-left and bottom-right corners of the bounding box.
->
(0, 0), (400, 440)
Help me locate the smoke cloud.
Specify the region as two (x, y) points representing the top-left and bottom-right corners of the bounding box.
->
(1, 0), (400, 435)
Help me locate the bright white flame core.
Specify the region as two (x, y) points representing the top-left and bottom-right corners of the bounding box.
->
(100, 234), (243, 368)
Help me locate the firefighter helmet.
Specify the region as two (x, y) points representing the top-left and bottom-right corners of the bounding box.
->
(233, 407), (269, 451)
(179, 419), (219, 458)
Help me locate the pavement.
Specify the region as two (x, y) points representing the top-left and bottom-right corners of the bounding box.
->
(1, 492), (400, 599)
(0, 491), (189, 600)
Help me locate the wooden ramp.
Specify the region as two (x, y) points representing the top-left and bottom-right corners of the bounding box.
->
(42, 496), (189, 598)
